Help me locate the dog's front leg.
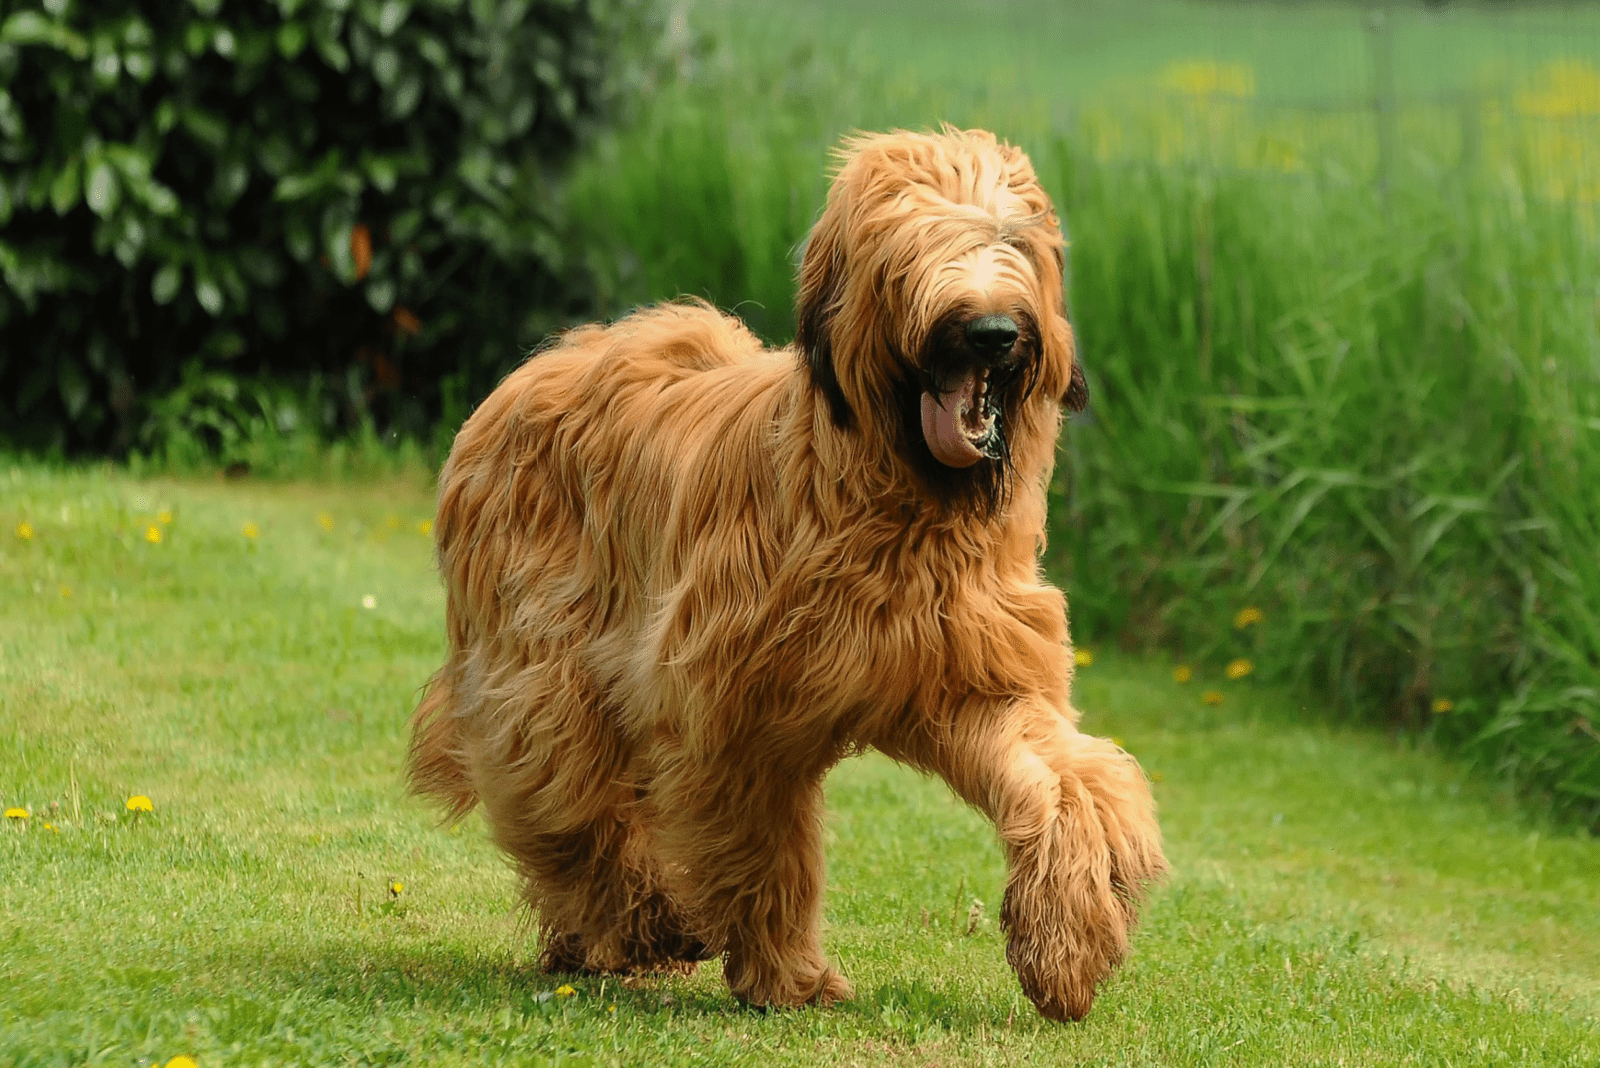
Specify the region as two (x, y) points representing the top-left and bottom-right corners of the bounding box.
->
(880, 702), (1166, 1020)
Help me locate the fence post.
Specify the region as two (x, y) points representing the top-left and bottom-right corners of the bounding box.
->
(1365, 5), (1398, 207)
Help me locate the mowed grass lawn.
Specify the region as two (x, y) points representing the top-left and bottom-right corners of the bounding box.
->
(3, 465), (1598, 1067)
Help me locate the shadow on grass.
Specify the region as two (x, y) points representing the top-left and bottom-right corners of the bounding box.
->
(236, 940), (736, 1017)
(202, 940), (1010, 1033)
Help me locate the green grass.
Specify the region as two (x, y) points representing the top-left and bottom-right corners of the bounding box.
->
(5, 467), (1599, 1065)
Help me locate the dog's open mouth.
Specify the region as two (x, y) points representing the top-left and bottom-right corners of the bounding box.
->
(920, 369), (997, 468)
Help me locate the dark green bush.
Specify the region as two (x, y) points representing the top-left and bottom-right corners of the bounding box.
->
(0, 0), (657, 454)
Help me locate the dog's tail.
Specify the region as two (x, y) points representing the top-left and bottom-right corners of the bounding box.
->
(408, 669), (478, 820)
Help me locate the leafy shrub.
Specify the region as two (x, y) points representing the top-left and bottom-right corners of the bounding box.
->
(0, 0), (657, 454)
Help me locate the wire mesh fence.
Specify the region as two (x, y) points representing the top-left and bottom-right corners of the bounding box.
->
(1032, 3), (1600, 208)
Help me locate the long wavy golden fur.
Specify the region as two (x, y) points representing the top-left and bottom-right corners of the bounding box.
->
(409, 127), (1166, 1021)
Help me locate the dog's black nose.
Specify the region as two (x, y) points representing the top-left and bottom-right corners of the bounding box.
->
(967, 315), (1018, 358)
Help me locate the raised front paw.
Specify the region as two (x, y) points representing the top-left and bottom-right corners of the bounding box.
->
(1001, 865), (1127, 1022)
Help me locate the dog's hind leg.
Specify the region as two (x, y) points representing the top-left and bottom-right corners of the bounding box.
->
(466, 663), (709, 976)
(514, 820), (711, 977)
(646, 743), (853, 1010)
(487, 783), (712, 978)
(876, 702), (1166, 1021)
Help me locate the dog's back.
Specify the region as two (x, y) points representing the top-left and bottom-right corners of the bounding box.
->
(408, 301), (787, 814)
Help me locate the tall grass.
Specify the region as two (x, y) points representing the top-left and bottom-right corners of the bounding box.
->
(1048, 144), (1600, 818)
(563, 44), (1600, 825)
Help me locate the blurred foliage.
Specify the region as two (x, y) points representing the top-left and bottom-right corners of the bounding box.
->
(1044, 147), (1600, 828)
(0, 0), (659, 455)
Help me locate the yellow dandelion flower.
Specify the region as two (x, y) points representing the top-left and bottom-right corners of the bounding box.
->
(16, 521), (34, 540)
(318, 513), (335, 532)
(417, 519), (433, 536)
(60, 586), (71, 598)
(1516, 60), (1600, 119)
(145, 524), (163, 544)
(1201, 690), (1224, 706)
(1225, 658), (1254, 680)
(164, 1057), (200, 1068)
(1172, 665), (1193, 683)
(1233, 606), (1264, 629)
(389, 880), (404, 897)
(1432, 698), (1455, 714)
(125, 795), (153, 813)
(608, 1004), (617, 1014)
(43, 822), (58, 833)
(1073, 648), (1094, 667)
(5, 807), (28, 821)
(158, 509), (174, 525)
(242, 522), (259, 540)
(555, 984), (577, 997)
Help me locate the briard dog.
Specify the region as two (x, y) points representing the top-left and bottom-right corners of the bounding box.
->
(409, 127), (1167, 1022)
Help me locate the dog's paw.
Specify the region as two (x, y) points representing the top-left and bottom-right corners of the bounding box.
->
(649, 928), (717, 967)
(727, 958), (854, 1010)
(810, 967), (855, 1007)
(1000, 829), (1130, 1024)
(1015, 961), (1097, 1023)
(1002, 895), (1121, 1022)
(537, 931), (588, 974)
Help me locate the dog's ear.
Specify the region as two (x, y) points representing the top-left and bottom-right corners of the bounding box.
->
(1063, 357), (1089, 413)
(1028, 227), (1085, 414)
(1039, 303), (1085, 413)
(794, 203), (854, 430)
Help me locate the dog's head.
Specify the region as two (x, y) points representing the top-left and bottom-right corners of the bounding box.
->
(795, 127), (1084, 514)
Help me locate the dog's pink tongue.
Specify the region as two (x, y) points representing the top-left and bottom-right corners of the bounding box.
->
(920, 373), (983, 468)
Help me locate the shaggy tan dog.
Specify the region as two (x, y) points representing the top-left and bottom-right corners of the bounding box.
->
(409, 127), (1166, 1022)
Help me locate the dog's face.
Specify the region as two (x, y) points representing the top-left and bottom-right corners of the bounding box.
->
(795, 128), (1085, 514)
